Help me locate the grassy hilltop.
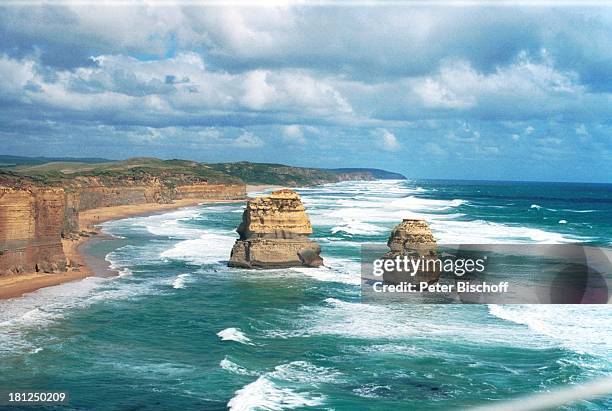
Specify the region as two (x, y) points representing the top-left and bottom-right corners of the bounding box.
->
(0, 155), (406, 187)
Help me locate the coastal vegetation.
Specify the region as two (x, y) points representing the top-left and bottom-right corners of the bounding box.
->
(0, 155), (405, 187)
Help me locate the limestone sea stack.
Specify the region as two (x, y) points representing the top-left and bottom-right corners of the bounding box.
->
(382, 219), (439, 284)
(228, 189), (323, 269)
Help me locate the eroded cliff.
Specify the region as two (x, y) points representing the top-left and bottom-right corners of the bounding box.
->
(0, 186), (67, 275)
(229, 189), (323, 268)
(0, 172), (246, 277)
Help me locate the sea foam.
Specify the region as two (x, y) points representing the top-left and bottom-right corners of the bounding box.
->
(227, 361), (336, 410)
(160, 231), (236, 265)
(217, 328), (253, 345)
(171, 274), (191, 289)
(220, 357), (257, 376)
(488, 305), (612, 359)
(228, 376), (324, 411)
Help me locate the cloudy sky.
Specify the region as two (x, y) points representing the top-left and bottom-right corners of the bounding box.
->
(1, 3), (611, 182)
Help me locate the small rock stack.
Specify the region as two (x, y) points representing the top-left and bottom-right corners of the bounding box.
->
(228, 189), (323, 269)
(383, 219), (439, 284)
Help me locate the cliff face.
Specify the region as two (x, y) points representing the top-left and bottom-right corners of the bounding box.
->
(0, 180), (246, 277)
(0, 187), (67, 275)
(63, 179), (245, 235)
(70, 178), (244, 210)
(382, 219), (439, 284)
(229, 189), (323, 268)
(176, 184), (245, 200)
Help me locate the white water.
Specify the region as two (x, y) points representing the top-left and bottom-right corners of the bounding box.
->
(227, 361), (339, 411)
(217, 327), (254, 345)
(488, 305), (612, 359)
(171, 274), (191, 289)
(228, 376), (324, 411)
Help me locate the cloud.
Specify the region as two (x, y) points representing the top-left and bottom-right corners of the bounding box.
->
(576, 123), (588, 136)
(233, 131), (264, 148)
(405, 55), (594, 120)
(476, 146), (501, 155)
(0, 52), (354, 127)
(282, 125), (306, 145)
(0, 4), (611, 182)
(377, 129), (400, 151)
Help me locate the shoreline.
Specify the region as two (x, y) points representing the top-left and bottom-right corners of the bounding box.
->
(0, 195), (257, 301)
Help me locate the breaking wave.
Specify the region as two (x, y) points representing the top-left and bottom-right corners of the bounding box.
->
(227, 361), (338, 410)
(171, 274), (191, 289)
(217, 328), (253, 345)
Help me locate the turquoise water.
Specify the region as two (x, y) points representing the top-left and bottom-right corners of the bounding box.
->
(0, 180), (611, 410)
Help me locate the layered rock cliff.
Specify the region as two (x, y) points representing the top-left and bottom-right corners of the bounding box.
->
(63, 178), (245, 233)
(382, 219), (439, 284)
(0, 172), (246, 277)
(229, 189), (323, 268)
(0, 186), (67, 275)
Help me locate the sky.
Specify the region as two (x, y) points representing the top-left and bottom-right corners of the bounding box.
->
(0, 2), (611, 182)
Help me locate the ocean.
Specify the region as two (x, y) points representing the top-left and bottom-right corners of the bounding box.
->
(0, 179), (611, 410)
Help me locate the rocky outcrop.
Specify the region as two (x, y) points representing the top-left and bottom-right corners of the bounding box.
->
(387, 219), (437, 253)
(0, 187), (68, 275)
(382, 219), (439, 284)
(229, 189), (323, 268)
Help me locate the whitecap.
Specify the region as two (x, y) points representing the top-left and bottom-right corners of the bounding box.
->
(488, 305), (612, 358)
(220, 357), (257, 376)
(172, 274), (191, 289)
(161, 231), (236, 265)
(228, 376), (324, 411)
(296, 299), (560, 352)
(270, 361), (343, 384)
(428, 219), (584, 244)
(217, 327), (253, 345)
(331, 220), (387, 236)
(353, 384), (392, 398)
(289, 256), (361, 285)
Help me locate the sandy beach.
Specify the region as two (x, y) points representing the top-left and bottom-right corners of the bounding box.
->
(0, 184), (288, 300)
(0, 196), (254, 300)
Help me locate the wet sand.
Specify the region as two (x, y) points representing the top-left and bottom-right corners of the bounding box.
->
(0, 197), (249, 300)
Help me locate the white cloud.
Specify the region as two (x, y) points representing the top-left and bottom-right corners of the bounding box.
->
(409, 56), (585, 117)
(0, 53), (353, 124)
(576, 123), (588, 136)
(233, 131), (264, 148)
(0, 55), (36, 95)
(476, 146), (501, 155)
(378, 129), (400, 151)
(512, 134), (520, 141)
(282, 125), (306, 144)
